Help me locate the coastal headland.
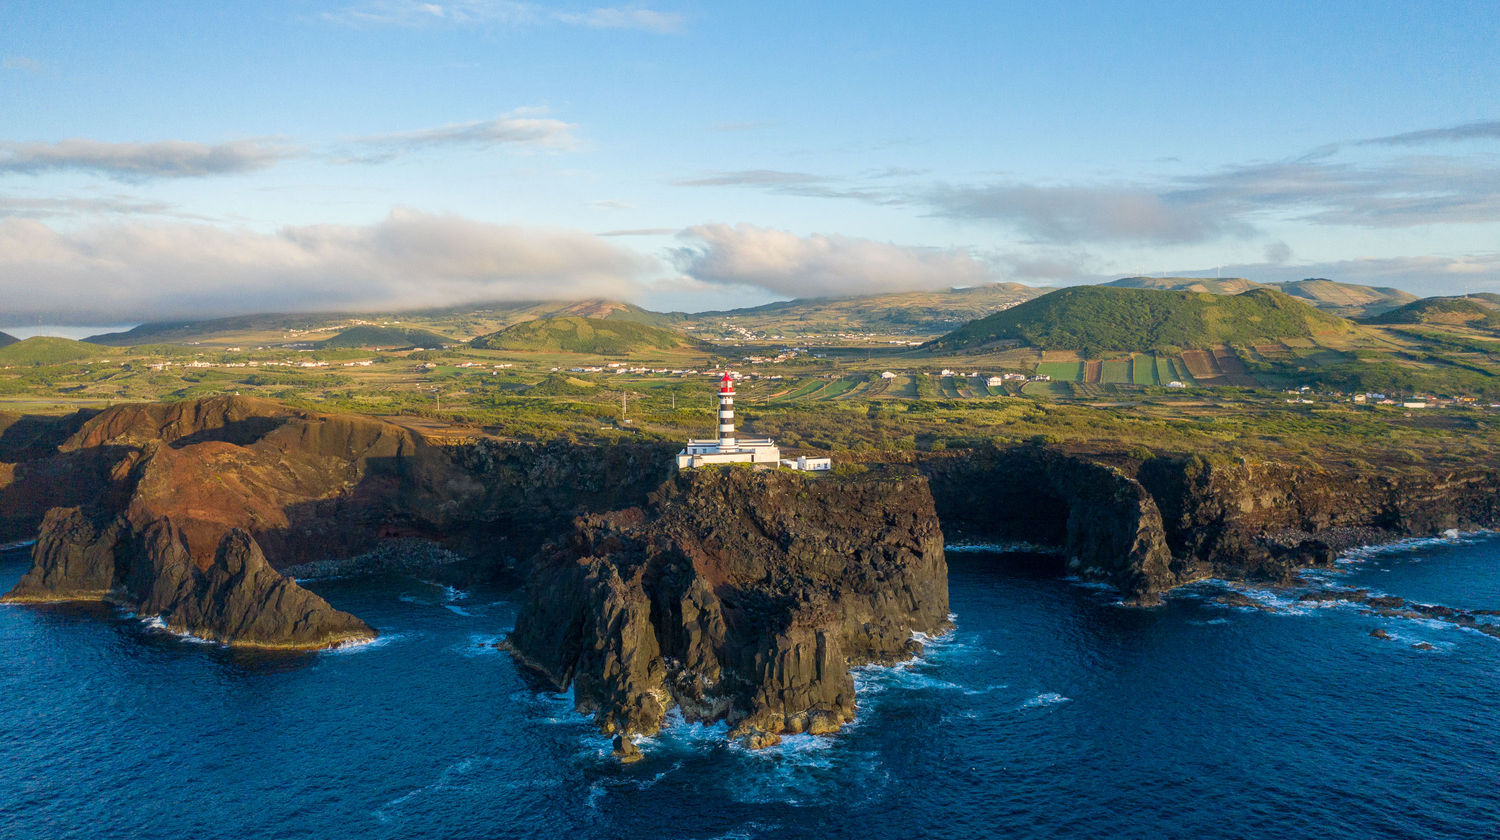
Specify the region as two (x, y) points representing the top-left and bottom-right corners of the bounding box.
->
(4, 395), (1498, 751)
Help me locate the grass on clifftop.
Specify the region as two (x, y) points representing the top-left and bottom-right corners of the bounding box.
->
(471, 316), (706, 354)
(928, 286), (1354, 357)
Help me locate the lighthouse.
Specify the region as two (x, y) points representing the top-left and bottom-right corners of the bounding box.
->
(717, 372), (736, 448)
(675, 373), (781, 469)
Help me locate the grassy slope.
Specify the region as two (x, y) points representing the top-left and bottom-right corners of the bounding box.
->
(1276, 278), (1417, 317)
(1364, 296), (1500, 328)
(929, 286), (1354, 357)
(0, 336), (107, 365)
(683, 283), (1050, 335)
(470, 316), (705, 354)
(0, 331), (16, 349)
(1105, 276), (1263, 295)
(319, 325), (453, 349)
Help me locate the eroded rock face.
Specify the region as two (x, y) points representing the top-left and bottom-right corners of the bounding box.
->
(2, 396), (677, 649)
(508, 467), (949, 745)
(921, 446), (1178, 604)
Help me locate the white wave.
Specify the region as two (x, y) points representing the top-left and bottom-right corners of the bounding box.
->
(322, 633), (404, 655)
(1337, 529), (1494, 565)
(1021, 692), (1070, 709)
(946, 540), (1063, 555)
(444, 604), (472, 617)
(0, 539), (37, 552)
(138, 615), (217, 645)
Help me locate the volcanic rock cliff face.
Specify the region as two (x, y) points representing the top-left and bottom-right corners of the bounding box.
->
(0, 396), (679, 648)
(1138, 454), (1500, 580)
(507, 467), (949, 750)
(920, 446), (1177, 604)
(917, 445), (1500, 602)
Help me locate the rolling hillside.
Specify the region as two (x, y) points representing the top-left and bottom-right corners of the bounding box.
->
(1276, 278), (1417, 317)
(318, 326), (453, 349)
(681, 283), (1050, 336)
(927, 286), (1354, 356)
(1106, 276), (1262, 295)
(1104, 276), (1418, 318)
(470, 317), (707, 354)
(1364, 296), (1500, 329)
(0, 336), (107, 365)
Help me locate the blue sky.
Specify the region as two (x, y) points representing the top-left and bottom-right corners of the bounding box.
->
(2, 0), (1497, 323)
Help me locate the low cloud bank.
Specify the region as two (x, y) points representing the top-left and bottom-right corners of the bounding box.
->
(0, 209), (657, 324)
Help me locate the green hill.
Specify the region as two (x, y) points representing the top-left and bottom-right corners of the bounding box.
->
(470, 316), (707, 354)
(319, 325), (453, 349)
(1364, 296), (1500, 329)
(1275, 278), (1417, 317)
(1106, 276), (1263, 295)
(0, 331), (17, 349)
(0, 336), (108, 365)
(928, 286), (1354, 357)
(683, 283), (1049, 337)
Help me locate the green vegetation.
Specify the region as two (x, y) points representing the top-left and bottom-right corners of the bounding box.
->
(0, 337), (107, 365)
(929, 286), (1353, 357)
(319, 325), (454, 349)
(1364, 296), (1500, 329)
(470, 316), (706, 354)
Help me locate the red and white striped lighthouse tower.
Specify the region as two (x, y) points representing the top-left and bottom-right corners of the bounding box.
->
(717, 372), (736, 448)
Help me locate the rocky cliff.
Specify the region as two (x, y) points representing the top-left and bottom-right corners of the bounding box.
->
(917, 445), (1500, 602)
(919, 446), (1177, 604)
(0, 396), (677, 648)
(507, 466), (949, 753)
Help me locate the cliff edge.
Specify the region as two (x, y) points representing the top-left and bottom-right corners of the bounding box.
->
(507, 466), (949, 752)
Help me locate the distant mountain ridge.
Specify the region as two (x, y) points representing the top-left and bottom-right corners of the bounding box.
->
(74, 277), (1429, 349)
(927, 286), (1353, 356)
(1106, 276), (1416, 318)
(0, 331), (17, 349)
(469, 316), (707, 354)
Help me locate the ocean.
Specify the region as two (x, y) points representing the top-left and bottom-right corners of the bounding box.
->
(2, 536), (1497, 839)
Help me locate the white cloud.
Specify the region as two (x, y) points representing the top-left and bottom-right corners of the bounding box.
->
(0, 138), (293, 179)
(0, 209), (661, 323)
(673, 223), (1003, 297)
(344, 111), (578, 161)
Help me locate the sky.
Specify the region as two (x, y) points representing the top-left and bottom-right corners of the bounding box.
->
(1, 0), (1498, 325)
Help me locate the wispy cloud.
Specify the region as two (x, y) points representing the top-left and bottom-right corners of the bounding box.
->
(322, 1), (682, 32)
(678, 119), (1500, 245)
(673, 169), (895, 203)
(0, 209), (660, 323)
(342, 110), (578, 162)
(0, 194), (198, 220)
(554, 6), (682, 33)
(0, 138), (293, 180)
(1, 56), (43, 73)
(1358, 120), (1500, 147)
(673, 223), (1003, 297)
(598, 227), (677, 236)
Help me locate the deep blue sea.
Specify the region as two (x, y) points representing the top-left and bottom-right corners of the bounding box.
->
(3, 535), (1498, 840)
